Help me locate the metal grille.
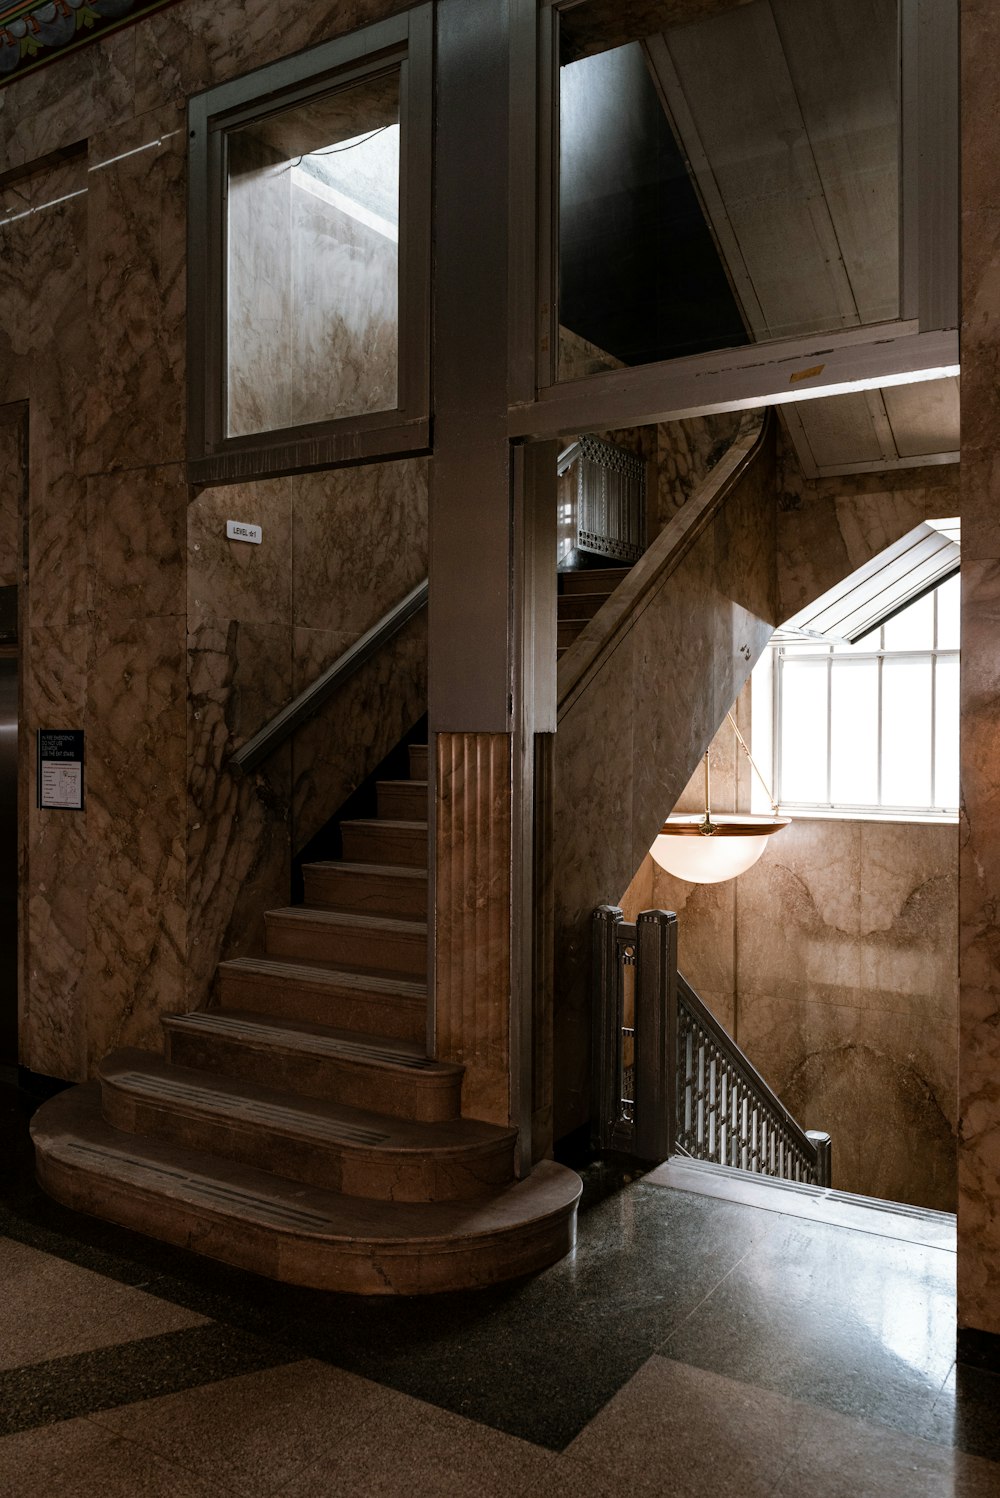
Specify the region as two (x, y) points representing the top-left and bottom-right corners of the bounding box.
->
(675, 984), (820, 1184)
(576, 436), (646, 564)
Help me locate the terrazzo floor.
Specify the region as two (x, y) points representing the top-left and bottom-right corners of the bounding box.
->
(2, 1076), (999, 1496)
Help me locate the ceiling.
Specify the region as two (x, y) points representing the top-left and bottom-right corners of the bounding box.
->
(638, 0), (958, 475)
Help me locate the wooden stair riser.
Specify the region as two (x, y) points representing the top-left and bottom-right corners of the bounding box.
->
(340, 820), (427, 868)
(557, 568), (629, 596)
(164, 1025), (461, 1123)
(557, 619), (588, 649)
(302, 864), (428, 920)
(408, 743), (428, 780)
(217, 964), (426, 1044)
(376, 780), (428, 822)
(101, 1077), (511, 1202)
(265, 913), (426, 977)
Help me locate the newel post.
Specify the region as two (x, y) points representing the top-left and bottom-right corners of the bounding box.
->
(591, 905), (624, 1150)
(807, 1130), (832, 1188)
(635, 909), (678, 1162)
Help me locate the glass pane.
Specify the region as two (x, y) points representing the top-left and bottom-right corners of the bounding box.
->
(557, 0), (899, 380)
(882, 589), (935, 651)
(830, 658), (879, 804)
(882, 657), (932, 806)
(779, 659), (829, 803)
(226, 71), (400, 436)
(936, 573), (961, 649)
(934, 656), (959, 809)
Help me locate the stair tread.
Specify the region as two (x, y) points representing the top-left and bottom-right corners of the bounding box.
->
(219, 955), (426, 998)
(266, 908), (427, 937)
(102, 1049), (508, 1152)
(302, 861), (427, 882)
(377, 779), (428, 791)
(162, 1008), (458, 1074)
(34, 1083), (582, 1247)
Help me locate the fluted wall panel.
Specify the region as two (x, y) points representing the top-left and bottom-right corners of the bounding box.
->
(435, 732), (512, 1126)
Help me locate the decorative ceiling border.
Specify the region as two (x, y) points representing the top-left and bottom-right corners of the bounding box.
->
(0, 0), (179, 85)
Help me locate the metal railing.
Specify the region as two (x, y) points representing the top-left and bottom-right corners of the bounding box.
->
(593, 905), (831, 1186)
(230, 579), (427, 774)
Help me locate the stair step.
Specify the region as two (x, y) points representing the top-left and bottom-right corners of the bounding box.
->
(100, 1051), (511, 1200)
(162, 1009), (461, 1121)
(32, 1084), (582, 1294)
(341, 819), (427, 869)
(557, 567), (630, 597)
(556, 593), (615, 622)
(557, 619), (588, 648)
(265, 907), (426, 977)
(302, 862), (427, 920)
(408, 743), (428, 780)
(376, 779), (428, 822)
(217, 957), (426, 1042)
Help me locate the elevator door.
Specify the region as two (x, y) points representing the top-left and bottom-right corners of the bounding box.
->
(0, 652), (16, 1065)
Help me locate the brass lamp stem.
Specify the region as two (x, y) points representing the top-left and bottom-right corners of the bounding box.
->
(698, 751), (716, 836)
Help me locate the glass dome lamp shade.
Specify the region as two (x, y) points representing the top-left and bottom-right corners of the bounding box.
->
(650, 728), (791, 884)
(650, 813), (791, 884)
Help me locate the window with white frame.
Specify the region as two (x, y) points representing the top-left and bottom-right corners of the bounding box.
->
(765, 572), (960, 819)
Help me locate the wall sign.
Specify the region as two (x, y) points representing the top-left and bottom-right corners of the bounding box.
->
(37, 729), (84, 811)
(226, 520), (262, 544)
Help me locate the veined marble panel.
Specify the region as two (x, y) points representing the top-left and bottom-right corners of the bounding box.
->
(84, 615), (187, 1068)
(291, 616), (426, 854)
(21, 623), (91, 1080)
(958, 547), (1000, 1331)
(435, 732), (512, 1127)
(0, 405), (25, 586)
(89, 464), (186, 627)
(0, 29), (134, 168)
(189, 479), (292, 628)
(133, 0), (414, 115)
(85, 108), (186, 473)
(186, 616), (293, 1007)
(291, 459), (428, 636)
(26, 167), (90, 631)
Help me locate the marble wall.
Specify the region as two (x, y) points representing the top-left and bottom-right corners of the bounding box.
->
(958, 0), (1000, 1340)
(647, 800), (959, 1212)
(0, 0), (424, 1081)
(553, 414), (778, 1138)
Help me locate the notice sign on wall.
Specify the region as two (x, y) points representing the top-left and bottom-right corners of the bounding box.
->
(37, 729), (84, 811)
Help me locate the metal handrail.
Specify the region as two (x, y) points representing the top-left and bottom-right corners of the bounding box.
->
(230, 578), (428, 774)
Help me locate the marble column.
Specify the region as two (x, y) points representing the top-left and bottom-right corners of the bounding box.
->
(959, 0), (1000, 1340)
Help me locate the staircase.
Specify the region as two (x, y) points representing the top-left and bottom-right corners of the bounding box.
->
(31, 743), (582, 1295)
(557, 566), (630, 659)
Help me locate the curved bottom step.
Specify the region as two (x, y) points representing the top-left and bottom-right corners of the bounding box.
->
(31, 1084), (582, 1295)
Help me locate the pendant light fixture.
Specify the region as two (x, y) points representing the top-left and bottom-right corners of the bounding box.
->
(650, 713), (790, 884)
